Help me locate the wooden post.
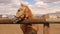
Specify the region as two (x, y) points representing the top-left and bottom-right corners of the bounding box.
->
(43, 22), (50, 34)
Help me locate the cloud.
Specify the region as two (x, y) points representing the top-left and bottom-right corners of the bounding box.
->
(34, 1), (48, 8)
(0, 0), (60, 15)
(34, 0), (60, 3)
(0, 0), (20, 15)
(28, 0), (60, 14)
(27, 0), (48, 14)
(0, 0), (12, 4)
(44, 0), (60, 3)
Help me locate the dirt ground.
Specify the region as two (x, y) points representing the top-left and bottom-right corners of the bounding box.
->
(0, 24), (60, 34)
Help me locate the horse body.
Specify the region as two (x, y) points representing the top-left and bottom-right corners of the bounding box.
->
(16, 3), (39, 34)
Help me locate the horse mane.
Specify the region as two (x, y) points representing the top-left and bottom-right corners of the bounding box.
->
(25, 4), (34, 19)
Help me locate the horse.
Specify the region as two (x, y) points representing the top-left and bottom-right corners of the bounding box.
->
(16, 3), (39, 34)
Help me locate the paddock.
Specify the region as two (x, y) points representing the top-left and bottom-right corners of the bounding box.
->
(0, 18), (60, 34)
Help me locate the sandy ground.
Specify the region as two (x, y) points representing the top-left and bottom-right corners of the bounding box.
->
(0, 24), (60, 34)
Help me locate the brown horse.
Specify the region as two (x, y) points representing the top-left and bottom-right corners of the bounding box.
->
(16, 3), (39, 34)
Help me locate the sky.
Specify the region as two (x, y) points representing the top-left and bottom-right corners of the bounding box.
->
(0, 0), (60, 15)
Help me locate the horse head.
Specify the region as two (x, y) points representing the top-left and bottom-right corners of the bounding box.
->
(16, 3), (34, 20)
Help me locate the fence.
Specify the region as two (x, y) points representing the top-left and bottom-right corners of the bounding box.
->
(0, 19), (60, 34)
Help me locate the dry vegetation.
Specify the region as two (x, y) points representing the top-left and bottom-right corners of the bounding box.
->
(0, 18), (13, 24)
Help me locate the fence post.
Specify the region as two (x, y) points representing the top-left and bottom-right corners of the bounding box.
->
(43, 22), (50, 34)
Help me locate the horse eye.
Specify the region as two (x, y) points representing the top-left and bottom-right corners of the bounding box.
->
(18, 10), (20, 12)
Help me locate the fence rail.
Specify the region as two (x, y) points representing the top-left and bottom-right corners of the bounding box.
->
(0, 19), (60, 24)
